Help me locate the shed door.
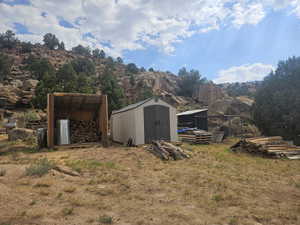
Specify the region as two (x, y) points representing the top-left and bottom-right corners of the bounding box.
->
(144, 105), (170, 144)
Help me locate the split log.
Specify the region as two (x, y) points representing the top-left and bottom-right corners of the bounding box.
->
(53, 165), (80, 176)
(148, 141), (190, 160)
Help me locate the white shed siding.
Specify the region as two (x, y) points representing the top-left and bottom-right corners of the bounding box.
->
(111, 98), (177, 145)
(111, 109), (136, 144)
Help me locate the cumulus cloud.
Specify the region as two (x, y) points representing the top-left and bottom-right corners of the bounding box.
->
(214, 63), (275, 83)
(0, 0), (300, 56)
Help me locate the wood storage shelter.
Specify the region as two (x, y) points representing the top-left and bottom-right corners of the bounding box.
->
(47, 93), (108, 148)
(111, 97), (178, 145)
(177, 109), (208, 131)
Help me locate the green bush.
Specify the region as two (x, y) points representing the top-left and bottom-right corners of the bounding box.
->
(24, 111), (39, 122)
(98, 215), (113, 224)
(25, 158), (55, 177)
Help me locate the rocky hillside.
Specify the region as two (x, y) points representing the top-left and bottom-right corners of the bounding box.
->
(0, 43), (252, 120)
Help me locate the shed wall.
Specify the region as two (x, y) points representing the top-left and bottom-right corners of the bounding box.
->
(111, 98), (178, 145)
(111, 109), (136, 144)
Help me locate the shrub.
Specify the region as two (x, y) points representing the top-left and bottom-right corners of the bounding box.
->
(25, 158), (55, 177)
(98, 215), (113, 224)
(62, 207), (74, 216)
(24, 111), (39, 122)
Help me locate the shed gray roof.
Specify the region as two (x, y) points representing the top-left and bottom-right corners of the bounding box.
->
(111, 98), (153, 115)
(177, 109), (208, 116)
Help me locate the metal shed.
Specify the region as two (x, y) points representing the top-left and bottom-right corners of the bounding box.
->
(177, 109), (208, 131)
(47, 93), (109, 148)
(111, 97), (178, 145)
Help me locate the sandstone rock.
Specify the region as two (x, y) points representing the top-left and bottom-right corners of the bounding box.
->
(8, 128), (35, 142)
(195, 82), (227, 106)
(11, 80), (23, 88)
(23, 79), (38, 90)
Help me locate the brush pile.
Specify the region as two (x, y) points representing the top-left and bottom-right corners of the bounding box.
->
(231, 136), (300, 160)
(70, 120), (99, 143)
(148, 140), (190, 160)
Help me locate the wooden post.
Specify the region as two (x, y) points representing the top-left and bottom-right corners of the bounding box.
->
(47, 94), (55, 148)
(100, 95), (109, 147)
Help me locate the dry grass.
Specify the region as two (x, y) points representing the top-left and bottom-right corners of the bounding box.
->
(0, 137), (299, 225)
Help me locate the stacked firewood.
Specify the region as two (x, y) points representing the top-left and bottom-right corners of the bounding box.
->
(179, 130), (212, 144)
(70, 120), (99, 144)
(148, 140), (190, 160)
(231, 136), (300, 160)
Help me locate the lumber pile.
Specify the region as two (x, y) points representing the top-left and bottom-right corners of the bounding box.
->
(0, 128), (6, 134)
(148, 140), (190, 160)
(179, 130), (212, 144)
(70, 120), (99, 144)
(231, 136), (300, 160)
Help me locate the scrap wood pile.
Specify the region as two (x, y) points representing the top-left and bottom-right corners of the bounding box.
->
(70, 120), (99, 144)
(231, 136), (300, 160)
(148, 140), (190, 160)
(179, 129), (212, 144)
(0, 128), (6, 134)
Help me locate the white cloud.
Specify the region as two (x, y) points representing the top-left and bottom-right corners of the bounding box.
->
(0, 0), (300, 56)
(214, 63), (275, 83)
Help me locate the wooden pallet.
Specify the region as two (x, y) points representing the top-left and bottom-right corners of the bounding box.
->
(179, 134), (212, 144)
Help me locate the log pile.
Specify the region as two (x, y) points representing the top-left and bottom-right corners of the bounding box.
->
(70, 120), (99, 144)
(179, 130), (212, 144)
(231, 136), (300, 160)
(148, 140), (190, 160)
(0, 128), (6, 134)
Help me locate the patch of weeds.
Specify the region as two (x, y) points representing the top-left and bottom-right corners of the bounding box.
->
(0, 168), (6, 176)
(228, 217), (238, 225)
(25, 158), (55, 177)
(57, 192), (63, 199)
(212, 194), (224, 202)
(105, 161), (117, 169)
(98, 215), (113, 224)
(62, 207), (74, 216)
(295, 182), (300, 189)
(63, 186), (76, 193)
(65, 159), (116, 173)
(24, 111), (40, 122)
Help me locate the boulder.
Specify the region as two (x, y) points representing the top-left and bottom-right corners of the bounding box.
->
(11, 80), (23, 88)
(8, 128), (35, 142)
(23, 79), (39, 90)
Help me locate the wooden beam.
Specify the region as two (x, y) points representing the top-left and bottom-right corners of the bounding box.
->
(100, 95), (109, 147)
(47, 94), (55, 148)
(53, 93), (102, 98)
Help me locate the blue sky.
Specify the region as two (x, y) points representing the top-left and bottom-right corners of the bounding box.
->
(124, 8), (300, 80)
(1, 0), (300, 83)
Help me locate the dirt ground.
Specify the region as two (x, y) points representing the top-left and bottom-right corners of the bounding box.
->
(0, 135), (299, 225)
